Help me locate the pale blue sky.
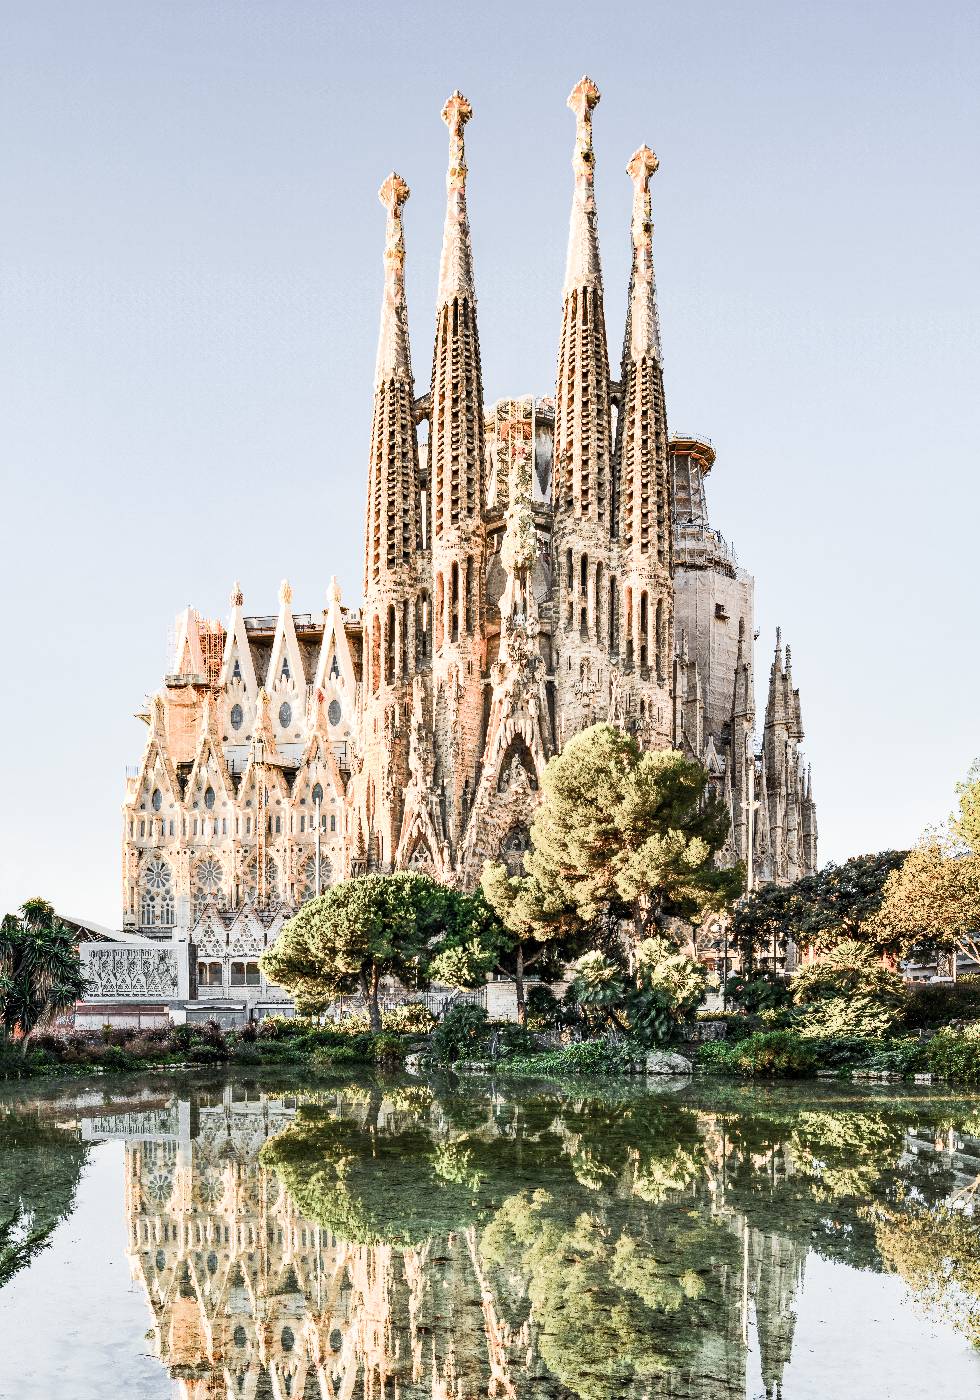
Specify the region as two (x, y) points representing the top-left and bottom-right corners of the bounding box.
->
(2, 0), (978, 926)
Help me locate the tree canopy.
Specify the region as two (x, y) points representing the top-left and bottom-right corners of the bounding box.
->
(0, 898), (86, 1043)
(871, 841), (980, 967)
(260, 872), (476, 1030)
(733, 851), (907, 965)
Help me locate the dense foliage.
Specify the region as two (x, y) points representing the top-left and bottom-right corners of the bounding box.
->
(480, 727), (741, 1022)
(791, 940), (908, 1039)
(733, 851), (907, 966)
(260, 873), (486, 1030)
(0, 899), (86, 1044)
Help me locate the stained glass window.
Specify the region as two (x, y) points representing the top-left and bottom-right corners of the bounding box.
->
(230, 704), (244, 731)
(312, 783), (324, 804)
(279, 702), (292, 728)
(151, 788), (162, 811)
(204, 786), (215, 810)
(328, 699), (342, 726)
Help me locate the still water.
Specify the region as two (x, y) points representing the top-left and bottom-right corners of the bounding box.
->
(1, 1071), (979, 1399)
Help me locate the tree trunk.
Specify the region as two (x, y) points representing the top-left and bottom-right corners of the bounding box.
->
(367, 968), (382, 1035)
(515, 944), (527, 1027)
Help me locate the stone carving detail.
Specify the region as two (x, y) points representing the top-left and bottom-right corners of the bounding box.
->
(84, 947), (178, 999)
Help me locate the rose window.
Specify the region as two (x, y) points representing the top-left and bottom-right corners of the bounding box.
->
(143, 857), (172, 891)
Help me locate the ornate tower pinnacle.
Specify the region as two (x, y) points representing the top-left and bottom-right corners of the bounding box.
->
(564, 77), (602, 295)
(365, 169), (421, 593)
(437, 91), (475, 306)
(625, 145), (662, 363)
(554, 75), (612, 529)
(375, 172), (412, 386)
(430, 89), (485, 543)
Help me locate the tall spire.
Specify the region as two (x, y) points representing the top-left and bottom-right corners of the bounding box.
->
(554, 76), (612, 527)
(374, 173), (412, 386)
(437, 90), (475, 306)
(365, 173), (421, 591)
(618, 145), (669, 562)
(563, 77), (602, 295)
(624, 145), (662, 364)
(430, 90), (485, 541)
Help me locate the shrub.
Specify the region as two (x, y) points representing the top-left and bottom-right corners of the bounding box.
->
(371, 1032), (407, 1068)
(257, 1015), (305, 1040)
(490, 1023), (538, 1060)
(381, 1003), (436, 1035)
(431, 1004), (490, 1063)
(792, 941), (908, 1039)
(724, 970), (792, 1015)
(526, 984), (563, 1030)
(905, 977), (980, 1030)
(697, 1030), (819, 1077)
(925, 1025), (980, 1083)
(498, 1038), (633, 1077)
(312, 1043), (362, 1067)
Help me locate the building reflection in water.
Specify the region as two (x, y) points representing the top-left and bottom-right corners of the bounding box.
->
(80, 1081), (979, 1400)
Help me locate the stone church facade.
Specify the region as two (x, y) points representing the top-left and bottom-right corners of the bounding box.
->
(119, 80), (816, 1004)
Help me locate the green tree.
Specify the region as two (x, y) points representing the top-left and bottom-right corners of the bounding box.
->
(791, 939), (908, 1039)
(733, 850), (907, 968)
(872, 840), (980, 970)
(953, 757), (980, 855)
(260, 873), (453, 1032)
(0, 898), (86, 1047)
(478, 727), (739, 1022)
(527, 726), (738, 935)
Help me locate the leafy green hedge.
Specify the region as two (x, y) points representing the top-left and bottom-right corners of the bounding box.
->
(905, 978), (980, 1030)
(924, 1026), (980, 1083)
(495, 1039), (637, 1077)
(697, 1031), (930, 1078)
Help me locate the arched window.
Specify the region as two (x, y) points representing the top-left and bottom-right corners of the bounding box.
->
(230, 704), (244, 732)
(204, 786), (215, 810)
(312, 782), (324, 805)
(278, 701), (292, 729)
(151, 788), (162, 812)
(639, 592), (649, 669)
(280, 655), (290, 681)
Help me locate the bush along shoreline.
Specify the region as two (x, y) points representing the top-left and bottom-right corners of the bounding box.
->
(6, 974), (980, 1086)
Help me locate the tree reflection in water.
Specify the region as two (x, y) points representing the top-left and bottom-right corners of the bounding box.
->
(89, 1077), (980, 1398)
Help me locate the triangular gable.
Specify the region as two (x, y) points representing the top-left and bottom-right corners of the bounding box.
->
(265, 579), (306, 691)
(219, 583), (258, 695)
(129, 697), (181, 810)
(295, 708), (348, 801)
(312, 577), (357, 697)
(185, 697), (234, 805)
(171, 607), (205, 678)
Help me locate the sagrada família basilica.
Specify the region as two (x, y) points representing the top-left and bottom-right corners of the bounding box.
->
(96, 80), (816, 1017)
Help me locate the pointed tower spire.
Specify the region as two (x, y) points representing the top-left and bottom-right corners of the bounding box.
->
(365, 172), (422, 596)
(430, 90), (485, 543)
(554, 76), (612, 526)
(437, 91), (475, 306)
(618, 144), (670, 565)
(563, 77), (603, 295)
(374, 172), (413, 386)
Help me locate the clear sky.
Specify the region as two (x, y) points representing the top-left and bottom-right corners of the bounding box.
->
(1, 0), (978, 927)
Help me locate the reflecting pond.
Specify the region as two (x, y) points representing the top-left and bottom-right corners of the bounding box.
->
(1, 1072), (980, 1398)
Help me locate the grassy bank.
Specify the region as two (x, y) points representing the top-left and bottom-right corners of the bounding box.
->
(0, 1017), (420, 1080)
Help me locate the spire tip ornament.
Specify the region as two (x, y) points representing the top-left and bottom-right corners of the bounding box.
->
(279, 579), (293, 607)
(378, 170), (410, 215)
